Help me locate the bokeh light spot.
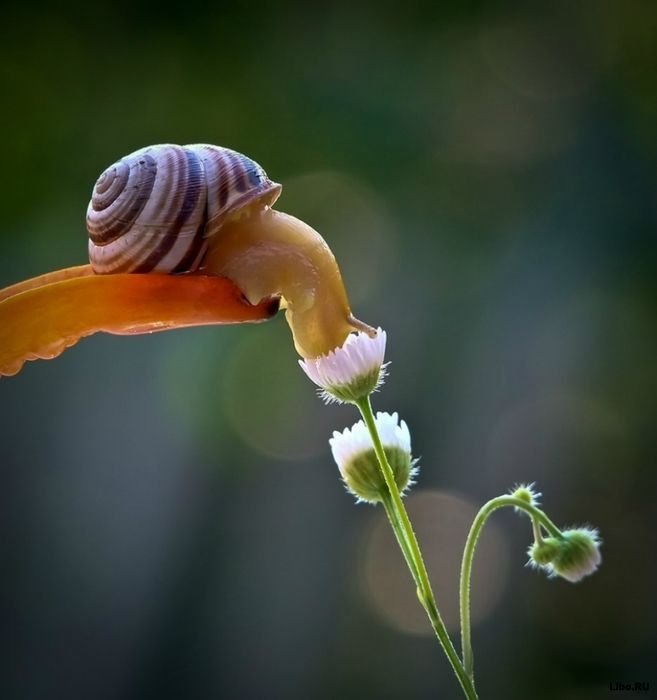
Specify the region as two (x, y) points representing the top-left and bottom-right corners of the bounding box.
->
(359, 490), (509, 636)
(479, 17), (595, 101)
(282, 170), (396, 306)
(220, 320), (328, 461)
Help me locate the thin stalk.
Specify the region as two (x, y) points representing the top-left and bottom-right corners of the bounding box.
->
(356, 396), (478, 700)
(459, 495), (563, 679)
(381, 492), (421, 584)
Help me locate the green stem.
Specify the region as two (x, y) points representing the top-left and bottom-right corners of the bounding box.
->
(381, 492), (421, 584)
(356, 396), (478, 700)
(459, 495), (563, 679)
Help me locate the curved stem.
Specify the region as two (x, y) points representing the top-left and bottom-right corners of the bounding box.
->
(459, 495), (563, 679)
(356, 396), (478, 700)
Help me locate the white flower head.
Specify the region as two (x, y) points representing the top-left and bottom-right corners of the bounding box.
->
(299, 328), (388, 404)
(528, 526), (602, 583)
(328, 411), (418, 503)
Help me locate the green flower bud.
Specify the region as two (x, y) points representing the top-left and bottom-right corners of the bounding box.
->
(529, 527), (602, 583)
(528, 539), (561, 567)
(510, 483), (541, 512)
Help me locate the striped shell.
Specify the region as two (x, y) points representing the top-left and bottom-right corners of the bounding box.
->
(86, 144), (282, 274)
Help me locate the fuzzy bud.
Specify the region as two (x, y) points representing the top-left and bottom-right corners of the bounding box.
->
(528, 527), (602, 583)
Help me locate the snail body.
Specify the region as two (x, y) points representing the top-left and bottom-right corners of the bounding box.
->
(86, 143), (374, 358)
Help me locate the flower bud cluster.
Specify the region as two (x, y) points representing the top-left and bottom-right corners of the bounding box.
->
(528, 527), (602, 583)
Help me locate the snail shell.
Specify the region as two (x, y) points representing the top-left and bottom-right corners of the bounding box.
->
(86, 144), (282, 274)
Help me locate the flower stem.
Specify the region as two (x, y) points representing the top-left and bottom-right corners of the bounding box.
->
(356, 396), (478, 700)
(381, 493), (421, 584)
(459, 495), (563, 679)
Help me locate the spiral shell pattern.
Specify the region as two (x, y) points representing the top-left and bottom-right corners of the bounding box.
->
(86, 144), (282, 274)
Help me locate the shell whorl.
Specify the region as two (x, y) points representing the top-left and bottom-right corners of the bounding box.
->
(86, 144), (282, 274)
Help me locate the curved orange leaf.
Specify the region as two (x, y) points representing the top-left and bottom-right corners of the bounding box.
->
(0, 268), (279, 377)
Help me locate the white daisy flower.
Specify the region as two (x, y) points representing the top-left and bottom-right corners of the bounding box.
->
(328, 411), (417, 503)
(299, 328), (388, 404)
(528, 527), (602, 583)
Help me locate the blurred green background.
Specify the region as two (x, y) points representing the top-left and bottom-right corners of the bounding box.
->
(1, 2), (656, 698)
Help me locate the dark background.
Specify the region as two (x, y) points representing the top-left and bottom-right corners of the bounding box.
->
(1, 2), (656, 698)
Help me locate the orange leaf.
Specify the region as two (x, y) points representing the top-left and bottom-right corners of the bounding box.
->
(0, 267), (279, 377)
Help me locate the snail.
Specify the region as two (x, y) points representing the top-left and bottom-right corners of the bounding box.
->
(86, 143), (374, 358)
(0, 143), (374, 376)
